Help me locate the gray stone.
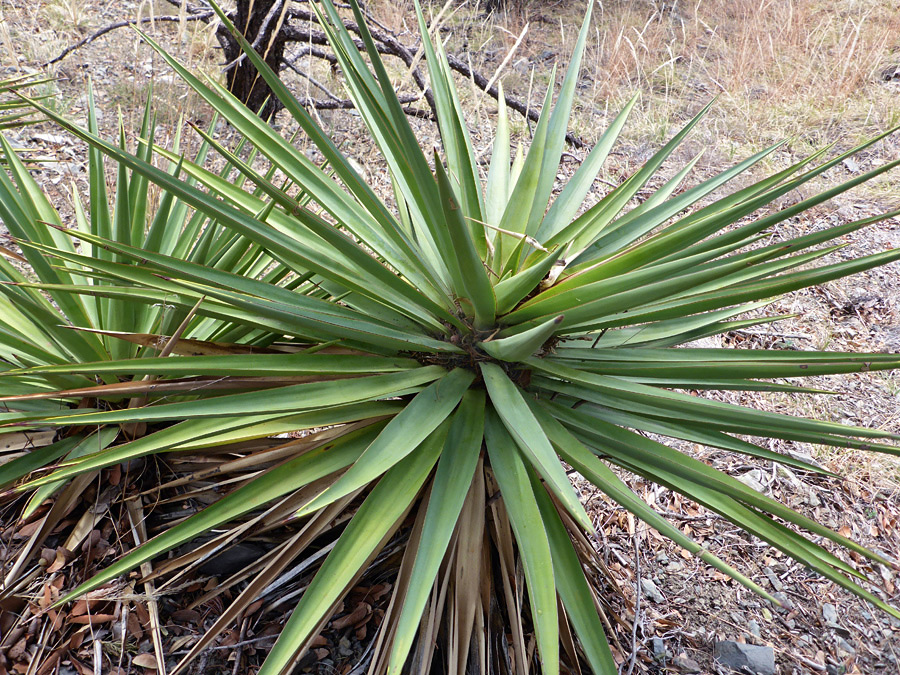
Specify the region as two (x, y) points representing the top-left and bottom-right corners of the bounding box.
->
(763, 567), (783, 592)
(835, 636), (856, 655)
(775, 464), (800, 485)
(772, 592), (794, 611)
(673, 653), (702, 673)
(640, 577), (666, 603)
(822, 602), (839, 626)
(748, 619), (761, 639)
(736, 469), (766, 492)
(714, 640), (775, 675)
(197, 542), (269, 577)
(666, 561), (684, 573)
(785, 445), (826, 470)
(649, 637), (667, 660)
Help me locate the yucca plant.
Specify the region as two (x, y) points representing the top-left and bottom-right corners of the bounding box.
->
(2, 1), (900, 673)
(0, 73), (48, 132)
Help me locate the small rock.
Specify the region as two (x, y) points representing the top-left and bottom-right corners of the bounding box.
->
(649, 637), (667, 660)
(772, 592), (794, 611)
(640, 577), (666, 603)
(337, 637), (353, 658)
(736, 469), (766, 492)
(806, 490), (822, 507)
(673, 653), (702, 673)
(714, 640), (775, 675)
(4, 135), (26, 150)
(656, 551), (670, 564)
(775, 464), (799, 485)
(822, 603), (839, 626)
(667, 561), (684, 573)
(748, 619), (761, 639)
(842, 158), (860, 173)
(785, 446), (826, 470)
(30, 132), (70, 146)
(763, 567), (783, 592)
(835, 636), (856, 656)
(881, 64), (900, 81)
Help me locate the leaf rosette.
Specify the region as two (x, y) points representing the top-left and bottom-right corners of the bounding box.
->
(1, 1), (899, 674)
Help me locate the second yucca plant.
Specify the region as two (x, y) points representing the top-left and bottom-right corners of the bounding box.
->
(2, 1), (899, 673)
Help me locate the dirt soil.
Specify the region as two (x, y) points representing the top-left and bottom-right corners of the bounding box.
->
(1, 0), (899, 674)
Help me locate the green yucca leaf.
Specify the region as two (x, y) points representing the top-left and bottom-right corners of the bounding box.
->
(296, 368), (474, 517)
(415, 2), (484, 235)
(533, 482), (617, 675)
(21, 426), (119, 518)
(263, 429), (447, 675)
(387, 390), (485, 674)
(0, 353), (420, 379)
(7, 368), (442, 432)
(535, 94), (638, 246)
(479, 315), (563, 362)
(486, 81), (511, 232)
(481, 362), (592, 530)
(484, 410), (559, 675)
(434, 154), (497, 329)
(53, 422), (385, 607)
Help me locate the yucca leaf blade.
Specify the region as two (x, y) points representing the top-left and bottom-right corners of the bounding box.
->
(296, 368), (475, 517)
(479, 315), (563, 362)
(484, 410), (559, 675)
(387, 390), (485, 674)
(53, 423), (383, 608)
(480, 362), (592, 530)
(260, 424), (448, 675)
(434, 155), (496, 328)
